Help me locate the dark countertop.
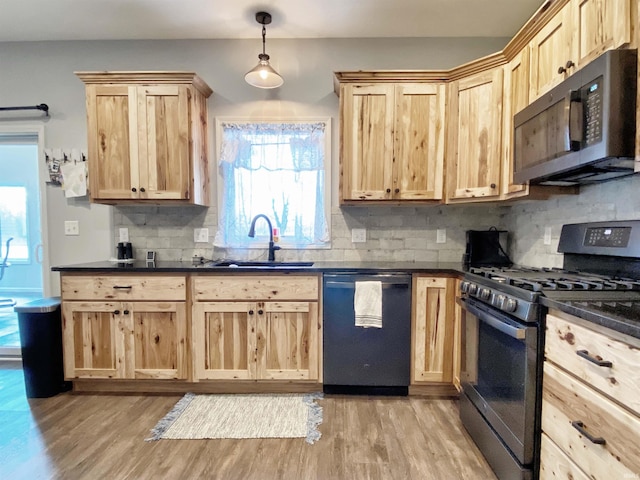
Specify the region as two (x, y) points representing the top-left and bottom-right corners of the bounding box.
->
(52, 260), (465, 275)
(541, 297), (640, 340)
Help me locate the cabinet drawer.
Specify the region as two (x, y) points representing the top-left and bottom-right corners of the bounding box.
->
(193, 275), (319, 301)
(542, 362), (640, 478)
(540, 433), (590, 480)
(61, 275), (187, 301)
(545, 312), (640, 416)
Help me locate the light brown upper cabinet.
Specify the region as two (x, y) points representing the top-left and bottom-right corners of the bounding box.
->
(446, 67), (503, 203)
(501, 48), (530, 199)
(76, 72), (212, 205)
(335, 75), (446, 204)
(529, 0), (631, 101)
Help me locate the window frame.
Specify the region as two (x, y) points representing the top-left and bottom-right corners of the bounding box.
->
(214, 117), (332, 250)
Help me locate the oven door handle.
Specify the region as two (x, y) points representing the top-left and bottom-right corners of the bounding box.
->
(457, 297), (526, 340)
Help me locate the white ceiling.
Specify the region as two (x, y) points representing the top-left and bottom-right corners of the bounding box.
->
(0, 0), (544, 42)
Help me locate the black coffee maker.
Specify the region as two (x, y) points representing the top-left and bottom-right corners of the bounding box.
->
(463, 228), (512, 267)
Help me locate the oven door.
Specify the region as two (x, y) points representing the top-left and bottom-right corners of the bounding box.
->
(458, 296), (539, 465)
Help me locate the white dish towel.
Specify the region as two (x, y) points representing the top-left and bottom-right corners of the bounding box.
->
(354, 281), (382, 328)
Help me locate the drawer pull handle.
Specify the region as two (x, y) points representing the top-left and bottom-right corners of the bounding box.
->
(576, 349), (612, 367)
(113, 286), (133, 290)
(571, 421), (606, 445)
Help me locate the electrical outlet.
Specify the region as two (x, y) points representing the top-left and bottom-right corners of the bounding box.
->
(351, 228), (367, 243)
(194, 228), (209, 243)
(436, 229), (446, 244)
(64, 220), (79, 236)
(544, 227), (552, 245)
(119, 227), (129, 243)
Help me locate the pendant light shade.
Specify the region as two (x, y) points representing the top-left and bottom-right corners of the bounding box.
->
(245, 12), (284, 89)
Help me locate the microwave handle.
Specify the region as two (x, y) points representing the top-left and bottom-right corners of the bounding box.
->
(563, 89), (583, 152)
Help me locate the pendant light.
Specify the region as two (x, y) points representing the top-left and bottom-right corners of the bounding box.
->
(244, 11), (284, 89)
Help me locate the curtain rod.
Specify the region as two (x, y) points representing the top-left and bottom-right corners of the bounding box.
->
(0, 104), (49, 116)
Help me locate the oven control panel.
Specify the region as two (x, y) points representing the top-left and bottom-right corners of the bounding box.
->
(584, 226), (631, 248)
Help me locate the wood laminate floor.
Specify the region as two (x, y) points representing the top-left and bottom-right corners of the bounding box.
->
(0, 363), (497, 480)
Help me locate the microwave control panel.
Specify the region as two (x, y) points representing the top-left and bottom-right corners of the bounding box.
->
(583, 76), (603, 146)
(584, 226), (631, 248)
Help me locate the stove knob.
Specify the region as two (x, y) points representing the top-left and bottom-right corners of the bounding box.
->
(468, 283), (478, 295)
(504, 297), (518, 313)
(479, 288), (491, 300)
(490, 294), (500, 307)
(460, 281), (469, 293)
(495, 294), (506, 309)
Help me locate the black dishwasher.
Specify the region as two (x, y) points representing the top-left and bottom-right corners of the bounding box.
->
(323, 273), (411, 395)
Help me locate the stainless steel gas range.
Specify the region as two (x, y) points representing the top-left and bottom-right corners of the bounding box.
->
(457, 220), (640, 480)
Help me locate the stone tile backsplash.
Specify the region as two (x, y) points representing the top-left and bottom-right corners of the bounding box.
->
(113, 175), (639, 266)
(505, 175), (640, 267)
(114, 204), (508, 264)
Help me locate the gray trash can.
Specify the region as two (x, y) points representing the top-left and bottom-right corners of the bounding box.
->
(15, 297), (71, 398)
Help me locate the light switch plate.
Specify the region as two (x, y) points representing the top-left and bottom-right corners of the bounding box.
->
(352, 228), (367, 243)
(194, 228), (209, 243)
(436, 229), (446, 244)
(64, 220), (79, 236)
(119, 227), (129, 243)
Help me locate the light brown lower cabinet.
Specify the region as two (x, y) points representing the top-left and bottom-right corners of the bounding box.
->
(191, 275), (321, 383)
(411, 276), (457, 390)
(541, 311), (640, 478)
(60, 274), (188, 380)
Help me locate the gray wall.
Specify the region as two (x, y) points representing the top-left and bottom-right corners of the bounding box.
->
(2, 37), (636, 286)
(1, 37), (509, 293)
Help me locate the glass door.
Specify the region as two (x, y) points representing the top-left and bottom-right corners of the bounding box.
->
(0, 130), (47, 356)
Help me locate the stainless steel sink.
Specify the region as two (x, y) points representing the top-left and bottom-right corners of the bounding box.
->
(211, 260), (314, 268)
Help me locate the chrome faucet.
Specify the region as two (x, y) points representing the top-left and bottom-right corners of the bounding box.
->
(248, 214), (281, 262)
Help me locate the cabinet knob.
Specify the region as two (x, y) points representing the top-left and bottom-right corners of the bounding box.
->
(140, 187), (146, 193)
(258, 309), (264, 315)
(558, 60), (574, 74)
(123, 310), (129, 315)
(114, 309), (120, 315)
(394, 188), (400, 193)
(248, 309), (254, 315)
(386, 188), (391, 193)
(131, 187), (137, 193)
(490, 183), (496, 189)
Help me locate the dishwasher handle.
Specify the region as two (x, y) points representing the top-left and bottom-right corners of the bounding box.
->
(324, 280), (410, 289)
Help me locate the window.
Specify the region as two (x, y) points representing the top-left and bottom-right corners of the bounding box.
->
(0, 186), (29, 262)
(214, 119), (331, 249)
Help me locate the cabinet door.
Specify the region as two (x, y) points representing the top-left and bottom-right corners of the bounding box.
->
(412, 277), (455, 383)
(446, 68), (503, 202)
(128, 301), (188, 380)
(340, 83), (395, 201)
(256, 301), (319, 380)
(572, 0), (632, 68)
(62, 301), (126, 379)
(136, 85), (191, 200)
(192, 302), (256, 380)
(85, 84), (138, 200)
(394, 83), (445, 200)
(529, 3), (576, 100)
(502, 49), (530, 199)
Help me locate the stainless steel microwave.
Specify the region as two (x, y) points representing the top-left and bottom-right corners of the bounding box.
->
(513, 49), (637, 186)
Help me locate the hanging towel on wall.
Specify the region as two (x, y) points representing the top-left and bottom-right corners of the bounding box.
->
(354, 281), (382, 328)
